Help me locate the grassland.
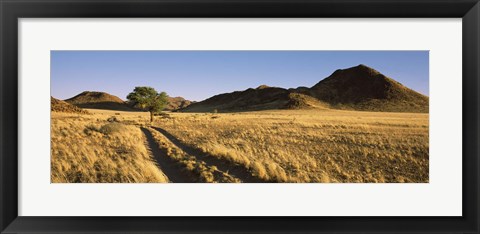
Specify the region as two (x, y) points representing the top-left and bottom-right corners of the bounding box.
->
(157, 110), (429, 183)
(51, 109), (429, 183)
(51, 111), (168, 183)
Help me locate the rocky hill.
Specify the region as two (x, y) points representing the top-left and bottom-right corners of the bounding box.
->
(65, 91), (137, 111)
(181, 85), (290, 112)
(51, 97), (89, 114)
(165, 96), (193, 111)
(309, 64), (428, 112)
(181, 65), (429, 113)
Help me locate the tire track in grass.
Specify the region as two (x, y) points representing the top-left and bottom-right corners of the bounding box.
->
(152, 127), (268, 183)
(141, 127), (194, 183)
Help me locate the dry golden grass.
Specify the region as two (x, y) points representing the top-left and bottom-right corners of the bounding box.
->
(156, 109), (429, 183)
(51, 111), (168, 183)
(146, 127), (240, 183)
(51, 108), (428, 183)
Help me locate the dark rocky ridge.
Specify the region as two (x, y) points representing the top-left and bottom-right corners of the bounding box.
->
(308, 64), (429, 112)
(181, 64), (429, 113)
(51, 96), (89, 114)
(165, 96), (193, 111)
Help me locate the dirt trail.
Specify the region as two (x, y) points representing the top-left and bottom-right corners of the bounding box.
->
(141, 127), (195, 183)
(152, 127), (267, 183)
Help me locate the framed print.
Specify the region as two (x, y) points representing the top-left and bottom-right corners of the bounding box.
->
(1, 0), (479, 233)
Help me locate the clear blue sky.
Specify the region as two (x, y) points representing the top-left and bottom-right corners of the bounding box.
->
(51, 51), (429, 101)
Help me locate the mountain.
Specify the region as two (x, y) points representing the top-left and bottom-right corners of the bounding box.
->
(65, 91), (193, 112)
(51, 97), (89, 114)
(181, 85), (330, 112)
(65, 91), (137, 111)
(181, 65), (429, 113)
(309, 64), (428, 112)
(181, 85), (290, 112)
(165, 96), (193, 111)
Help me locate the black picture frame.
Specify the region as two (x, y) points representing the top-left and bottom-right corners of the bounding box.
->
(1, 0), (479, 233)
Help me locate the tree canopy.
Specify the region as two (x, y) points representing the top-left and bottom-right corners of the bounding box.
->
(127, 86), (168, 122)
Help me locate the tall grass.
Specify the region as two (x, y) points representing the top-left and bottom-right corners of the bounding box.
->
(51, 112), (168, 183)
(146, 127), (240, 183)
(157, 110), (429, 183)
(51, 109), (429, 183)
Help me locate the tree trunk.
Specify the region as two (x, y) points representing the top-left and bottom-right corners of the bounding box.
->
(150, 111), (154, 123)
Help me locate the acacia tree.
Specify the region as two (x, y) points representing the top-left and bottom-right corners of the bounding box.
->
(127, 86), (168, 122)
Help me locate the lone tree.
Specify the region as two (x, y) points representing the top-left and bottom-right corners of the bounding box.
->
(127, 87), (168, 122)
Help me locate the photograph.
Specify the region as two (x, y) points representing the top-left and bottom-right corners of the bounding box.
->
(50, 50), (429, 183)
(3, 0), (477, 232)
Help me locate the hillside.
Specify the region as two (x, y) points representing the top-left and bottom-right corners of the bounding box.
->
(65, 91), (192, 112)
(65, 91), (137, 111)
(181, 65), (429, 113)
(182, 87), (330, 113)
(182, 85), (290, 112)
(285, 93), (330, 110)
(165, 96), (193, 111)
(310, 64), (429, 112)
(51, 97), (89, 114)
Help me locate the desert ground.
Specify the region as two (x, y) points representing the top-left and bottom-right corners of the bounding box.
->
(51, 108), (429, 183)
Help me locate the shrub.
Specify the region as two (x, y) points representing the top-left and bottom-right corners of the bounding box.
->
(99, 123), (125, 135)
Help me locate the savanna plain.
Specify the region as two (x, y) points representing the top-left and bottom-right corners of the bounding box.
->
(51, 108), (428, 183)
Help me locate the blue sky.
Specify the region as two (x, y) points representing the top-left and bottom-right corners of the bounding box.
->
(51, 51), (429, 101)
